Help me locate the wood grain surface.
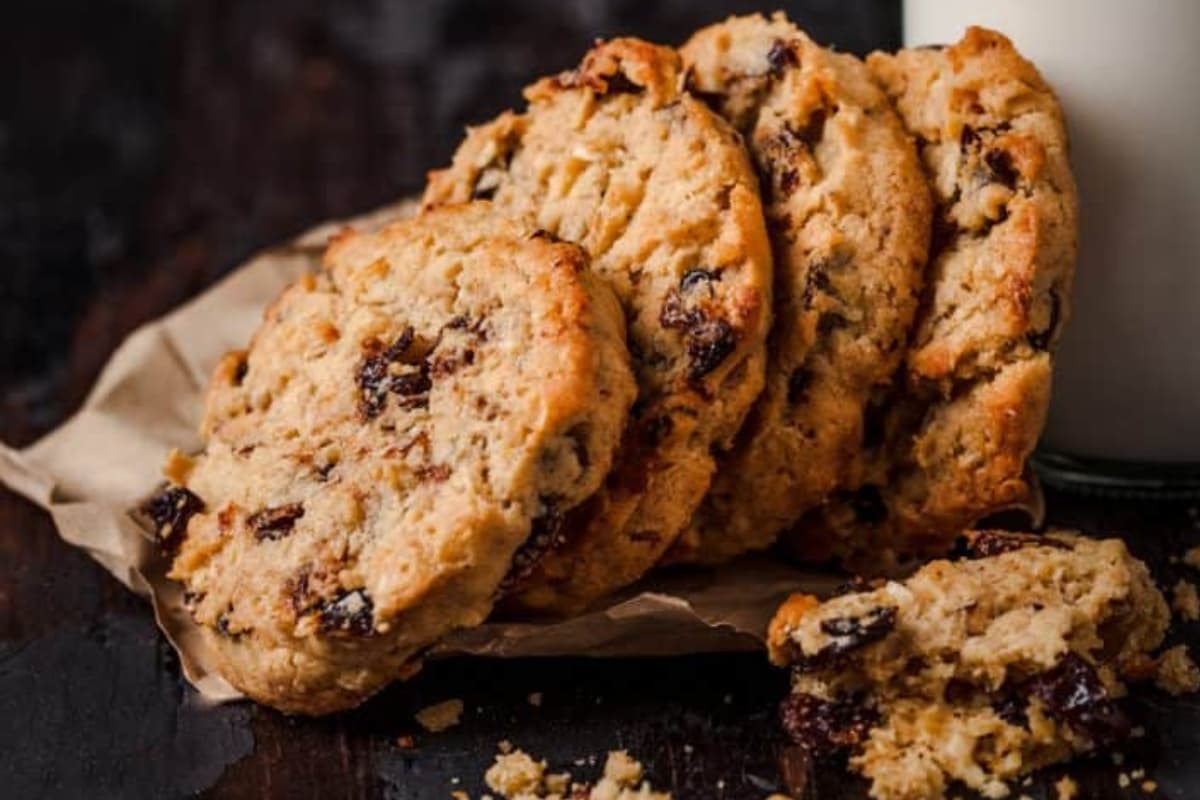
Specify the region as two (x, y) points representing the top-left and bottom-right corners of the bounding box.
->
(3, 2), (1198, 798)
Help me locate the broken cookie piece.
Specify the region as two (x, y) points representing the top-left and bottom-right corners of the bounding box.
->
(768, 531), (1170, 800)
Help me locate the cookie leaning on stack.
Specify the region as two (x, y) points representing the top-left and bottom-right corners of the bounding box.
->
(668, 13), (932, 564)
(789, 27), (1078, 572)
(146, 203), (636, 714)
(425, 38), (773, 615)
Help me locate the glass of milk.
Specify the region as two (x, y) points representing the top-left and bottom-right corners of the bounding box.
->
(905, 0), (1200, 496)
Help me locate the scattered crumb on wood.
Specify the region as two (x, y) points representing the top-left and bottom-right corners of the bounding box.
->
(1173, 580), (1200, 621)
(1054, 775), (1078, 800)
(396, 734), (415, 749)
(1184, 546), (1200, 570)
(527, 692), (543, 707)
(414, 698), (464, 733)
(485, 750), (546, 797)
(543, 772), (570, 795)
(1155, 645), (1200, 695)
(483, 746), (670, 799)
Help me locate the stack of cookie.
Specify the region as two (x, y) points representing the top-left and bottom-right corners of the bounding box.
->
(142, 14), (1079, 715)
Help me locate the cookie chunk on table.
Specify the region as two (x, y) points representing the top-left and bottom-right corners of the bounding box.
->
(768, 531), (1171, 800)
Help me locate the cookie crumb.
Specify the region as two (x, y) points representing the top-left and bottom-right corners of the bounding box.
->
(1155, 645), (1200, 695)
(396, 734), (415, 749)
(1173, 580), (1200, 621)
(527, 692), (544, 707)
(450, 792), (469, 800)
(498, 739), (514, 754)
(1119, 773), (1131, 788)
(1054, 775), (1078, 800)
(483, 746), (669, 799)
(600, 750), (644, 786)
(485, 750), (547, 797)
(544, 772), (571, 794)
(415, 698), (464, 732)
(1184, 546), (1200, 570)
(1142, 779), (1158, 793)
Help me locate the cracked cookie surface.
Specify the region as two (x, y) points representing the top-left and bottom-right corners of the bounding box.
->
(152, 203), (636, 714)
(788, 27), (1078, 571)
(668, 13), (931, 564)
(769, 531), (1170, 800)
(425, 38), (772, 614)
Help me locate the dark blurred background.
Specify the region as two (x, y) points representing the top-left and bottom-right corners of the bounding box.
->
(0, 0), (897, 445)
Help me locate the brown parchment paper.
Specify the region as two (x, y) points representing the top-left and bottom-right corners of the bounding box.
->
(0, 199), (859, 704)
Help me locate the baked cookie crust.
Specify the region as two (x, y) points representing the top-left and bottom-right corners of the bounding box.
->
(151, 203), (636, 713)
(670, 13), (931, 564)
(425, 38), (773, 614)
(790, 28), (1078, 571)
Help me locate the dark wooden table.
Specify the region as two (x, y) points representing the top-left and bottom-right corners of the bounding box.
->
(3, 2), (1198, 798)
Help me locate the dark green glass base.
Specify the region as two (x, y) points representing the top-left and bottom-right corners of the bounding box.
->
(1033, 449), (1200, 499)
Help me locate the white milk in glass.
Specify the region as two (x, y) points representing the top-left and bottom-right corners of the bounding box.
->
(905, 0), (1200, 485)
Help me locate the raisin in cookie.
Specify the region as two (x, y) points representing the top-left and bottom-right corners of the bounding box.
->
(424, 39), (772, 614)
(789, 28), (1078, 571)
(769, 531), (1169, 800)
(151, 203), (636, 714)
(667, 13), (931, 564)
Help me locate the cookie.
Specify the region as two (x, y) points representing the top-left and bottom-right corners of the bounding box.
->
(149, 203), (636, 714)
(667, 13), (931, 564)
(789, 27), (1078, 571)
(769, 531), (1170, 799)
(424, 39), (772, 613)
